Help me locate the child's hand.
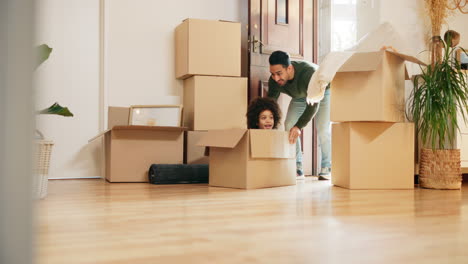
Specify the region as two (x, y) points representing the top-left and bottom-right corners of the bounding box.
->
(289, 126), (301, 144)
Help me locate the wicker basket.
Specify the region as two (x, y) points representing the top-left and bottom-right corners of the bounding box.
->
(34, 131), (54, 199)
(419, 148), (462, 190)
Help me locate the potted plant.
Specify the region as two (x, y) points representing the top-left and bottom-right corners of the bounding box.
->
(34, 44), (73, 199)
(407, 39), (468, 189)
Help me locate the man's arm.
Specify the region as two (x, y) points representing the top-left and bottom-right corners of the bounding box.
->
(288, 102), (320, 144)
(295, 101), (319, 129)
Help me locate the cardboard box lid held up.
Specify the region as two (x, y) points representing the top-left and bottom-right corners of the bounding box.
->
(175, 18), (241, 79)
(197, 129), (296, 189)
(337, 50), (426, 79)
(331, 50), (425, 123)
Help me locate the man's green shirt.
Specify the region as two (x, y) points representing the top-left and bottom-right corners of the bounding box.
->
(267, 60), (319, 129)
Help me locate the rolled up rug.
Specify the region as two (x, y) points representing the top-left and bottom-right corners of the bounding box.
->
(148, 164), (209, 184)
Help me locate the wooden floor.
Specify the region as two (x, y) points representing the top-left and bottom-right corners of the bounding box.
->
(36, 178), (468, 264)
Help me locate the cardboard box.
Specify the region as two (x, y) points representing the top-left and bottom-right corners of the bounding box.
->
(108, 105), (182, 128)
(332, 122), (414, 189)
(197, 129), (296, 189)
(183, 76), (247, 130)
(331, 50), (425, 122)
(185, 131), (209, 164)
(108, 106), (130, 129)
(96, 126), (185, 182)
(175, 18), (241, 79)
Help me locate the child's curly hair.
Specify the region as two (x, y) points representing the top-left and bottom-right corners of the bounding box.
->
(246, 97), (282, 129)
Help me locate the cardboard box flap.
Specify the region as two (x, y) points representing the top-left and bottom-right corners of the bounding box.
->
(88, 129), (111, 143)
(337, 51), (383, 72)
(196, 128), (247, 148)
(386, 50), (426, 66)
(249, 130), (295, 159)
(113, 125), (187, 132)
(405, 65), (410, 80)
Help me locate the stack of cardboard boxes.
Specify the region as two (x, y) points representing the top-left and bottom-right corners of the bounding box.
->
(176, 18), (296, 189)
(175, 18), (248, 165)
(330, 50), (425, 189)
(91, 18), (297, 187)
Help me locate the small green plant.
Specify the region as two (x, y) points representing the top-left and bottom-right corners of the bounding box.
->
(36, 44), (73, 117)
(407, 40), (468, 150)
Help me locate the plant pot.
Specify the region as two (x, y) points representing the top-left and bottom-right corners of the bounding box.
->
(419, 148), (462, 189)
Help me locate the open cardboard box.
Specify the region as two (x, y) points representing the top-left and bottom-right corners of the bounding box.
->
(197, 129), (296, 189)
(331, 50), (425, 122)
(89, 107), (186, 182)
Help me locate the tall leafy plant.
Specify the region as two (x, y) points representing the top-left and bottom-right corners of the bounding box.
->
(36, 44), (73, 117)
(407, 40), (468, 150)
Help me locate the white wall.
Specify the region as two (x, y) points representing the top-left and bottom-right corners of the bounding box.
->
(35, 0), (101, 179)
(103, 0), (242, 112)
(36, 0), (241, 179)
(444, 12), (468, 49)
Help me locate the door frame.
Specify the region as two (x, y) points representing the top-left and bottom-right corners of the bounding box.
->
(242, 0), (319, 175)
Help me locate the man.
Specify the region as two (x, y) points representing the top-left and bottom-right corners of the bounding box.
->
(267, 50), (325, 180)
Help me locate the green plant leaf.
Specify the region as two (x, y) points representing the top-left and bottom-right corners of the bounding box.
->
(36, 44), (53, 69)
(407, 39), (468, 150)
(38, 102), (74, 117)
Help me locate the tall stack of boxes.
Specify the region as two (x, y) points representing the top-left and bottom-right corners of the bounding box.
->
(175, 18), (248, 165)
(330, 50), (425, 189)
(175, 18), (296, 189)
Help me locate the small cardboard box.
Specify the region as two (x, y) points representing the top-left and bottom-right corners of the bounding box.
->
(184, 76), (247, 130)
(197, 129), (296, 189)
(92, 108), (186, 182)
(185, 131), (209, 164)
(175, 18), (241, 79)
(95, 126), (185, 182)
(332, 122), (414, 189)
(331, 50), (425, 122)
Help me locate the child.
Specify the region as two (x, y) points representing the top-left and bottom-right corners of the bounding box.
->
(246, 97), (282, 129)
(444, 30), (462, 65)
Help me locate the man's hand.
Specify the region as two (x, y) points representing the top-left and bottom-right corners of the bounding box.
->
(289, 126), (301, 144)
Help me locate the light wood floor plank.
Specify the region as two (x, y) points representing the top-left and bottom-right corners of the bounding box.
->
(36, 178), (468, 264)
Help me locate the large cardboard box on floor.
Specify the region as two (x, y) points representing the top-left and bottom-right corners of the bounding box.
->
(185, 131), (209, 164)
(94, 126), (185, 183)
(332, 122), (414, 189)
(197, 129), (296, 189)
(175, 18), (241, 79)
(184, 76), (247, 130)
(331, 50), (425, 122)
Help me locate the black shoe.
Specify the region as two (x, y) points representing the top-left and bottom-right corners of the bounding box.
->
(318, 175), (330, 180)
(296, 169), (305, 180)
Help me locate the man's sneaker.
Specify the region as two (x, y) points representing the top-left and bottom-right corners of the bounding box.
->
(296, 169), (305, 180)
(318, 167), (331, 181)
